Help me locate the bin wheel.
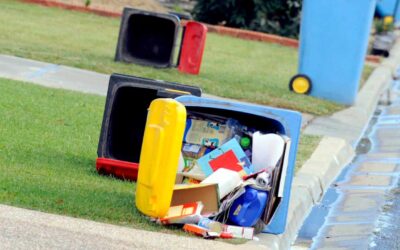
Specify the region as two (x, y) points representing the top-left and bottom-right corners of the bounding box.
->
(383, 16), (394, 26)
(289, 74), (312, 95)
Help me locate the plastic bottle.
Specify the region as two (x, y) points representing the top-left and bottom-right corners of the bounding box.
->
(240, 137), (251, 149)
(228, 186), (268, 227)
(240, 136), (252, 160)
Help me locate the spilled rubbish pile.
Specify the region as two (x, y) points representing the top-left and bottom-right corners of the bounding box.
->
(95, 74), (301, 240)
(136, 98), (295, 240)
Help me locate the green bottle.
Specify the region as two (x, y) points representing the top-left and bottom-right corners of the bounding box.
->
(240, 137), (251, 149)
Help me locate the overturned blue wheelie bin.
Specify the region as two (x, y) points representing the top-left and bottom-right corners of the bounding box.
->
(175, 96), (302, 234)
(290, 0), (377, 105)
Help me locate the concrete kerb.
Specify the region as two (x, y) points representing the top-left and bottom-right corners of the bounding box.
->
(248, 40), (400, 249)
(247, 137), (355, 250)
(303, 65), (393, 146)
(297, 138), (354, 197)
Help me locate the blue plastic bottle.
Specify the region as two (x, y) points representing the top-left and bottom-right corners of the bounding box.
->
(228, 186), (268, 227)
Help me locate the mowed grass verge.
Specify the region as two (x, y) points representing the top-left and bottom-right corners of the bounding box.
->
(0, 0), (347, 115)
(0, 78), (162, 232)
(0, 78), (319, 228)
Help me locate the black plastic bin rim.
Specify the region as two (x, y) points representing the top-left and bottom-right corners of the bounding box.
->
(115, 7), (181, 68)
(97, 73), (202, 162)
(108, 74), (202, 95)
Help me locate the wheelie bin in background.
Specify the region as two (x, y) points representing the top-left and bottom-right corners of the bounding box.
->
(373, 0), (399, 57)
(376, 0), (400, 24)
(115, 8), (207, 75)
(115, 8), (180, 68)
(290, 0), (377, 105)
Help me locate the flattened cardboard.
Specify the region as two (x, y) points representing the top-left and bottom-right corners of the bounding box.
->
(171, 183), (220, 215)
(278, 136), (291, 198)
(262, 137), (291, 224)
(159, 202), (203, 225)
(197, 139), (253, 177)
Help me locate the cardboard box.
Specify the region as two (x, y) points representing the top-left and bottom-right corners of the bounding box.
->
(160, 202), (203, 225)
(222, 225), (254, 240)
(171, 183), (220, 215)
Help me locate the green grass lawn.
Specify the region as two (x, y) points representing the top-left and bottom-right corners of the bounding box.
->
(295, 134), (320, 171)
(0, 78), (160, 231)
(0, 77), (320, 229)
(0, 0), (349, 116)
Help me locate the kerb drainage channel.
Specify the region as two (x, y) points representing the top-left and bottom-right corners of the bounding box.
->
(294, 80), (400, 249)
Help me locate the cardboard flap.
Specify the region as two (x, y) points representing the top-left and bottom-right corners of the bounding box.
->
(262, 137), (291, 224)
(171, 183), (220, 215)
(278, 136), (291, 197)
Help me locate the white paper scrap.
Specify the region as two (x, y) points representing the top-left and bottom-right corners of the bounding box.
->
(252, 132), (285, 172)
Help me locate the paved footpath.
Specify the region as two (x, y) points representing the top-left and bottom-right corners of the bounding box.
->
(0, 204), (242, 250)
(0, 54), (109, 96)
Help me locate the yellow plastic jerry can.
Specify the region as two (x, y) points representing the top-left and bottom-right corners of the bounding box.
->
(135, 98), (187, 218)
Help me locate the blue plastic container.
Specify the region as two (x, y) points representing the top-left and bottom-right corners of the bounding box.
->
(395, 2), (400, 23)
(297, 0), (376, 105)
(228, 186), (268, 227)
(175, 96), (302, 234)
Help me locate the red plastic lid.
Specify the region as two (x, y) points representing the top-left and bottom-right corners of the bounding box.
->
(96, 157), (139, 181)
(178, 21), (208, 75)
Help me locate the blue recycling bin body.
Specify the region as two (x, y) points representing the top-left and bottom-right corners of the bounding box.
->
(396, 2), (400, 23)
(376, 0), (397, 17)
(376, 0), (400, 23)
(298, 0), (376, 105)
(176, 96), (302, 234)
